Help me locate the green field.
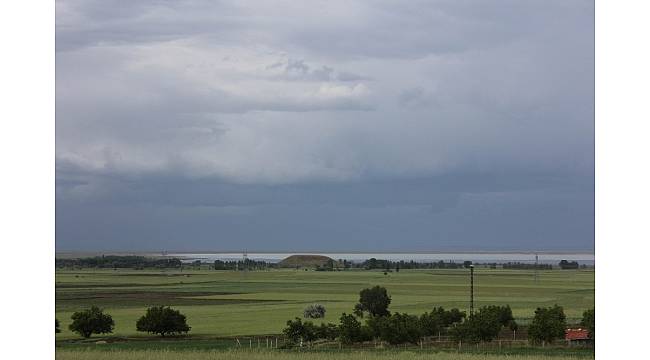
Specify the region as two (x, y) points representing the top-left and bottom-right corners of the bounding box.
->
(56, 268), (594, 340)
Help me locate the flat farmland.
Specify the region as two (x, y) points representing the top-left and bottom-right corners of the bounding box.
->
(55, 268), (594, 340)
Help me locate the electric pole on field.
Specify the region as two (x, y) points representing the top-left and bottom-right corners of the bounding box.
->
(469, 264), (475, 317)
(534, 253), (539, 284)
(243, 249), (249, 272)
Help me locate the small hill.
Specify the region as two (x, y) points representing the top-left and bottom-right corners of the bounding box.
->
(278, 254), (335, 268)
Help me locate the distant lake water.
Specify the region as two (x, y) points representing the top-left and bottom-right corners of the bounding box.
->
(167, 252), (595, 265)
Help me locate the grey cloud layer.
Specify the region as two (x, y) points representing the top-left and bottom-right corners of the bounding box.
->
(56, 0), (594, 251)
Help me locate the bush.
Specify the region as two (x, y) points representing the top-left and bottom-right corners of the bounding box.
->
(136, 306), (191, 337)
(69, 306), (115, 338)
(581, 308), (595, 339)
(528, 305), (567, 344)
(353, 286), (391, 317)
(338, 313), (364, 344)
(303, 304), (326, 319)
(55, 318), (61, 333)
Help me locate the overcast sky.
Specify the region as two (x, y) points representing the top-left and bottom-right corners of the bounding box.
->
(55, 0), (594, 252)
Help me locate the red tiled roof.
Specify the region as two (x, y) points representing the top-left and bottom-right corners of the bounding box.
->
(565, 328), (590, 340)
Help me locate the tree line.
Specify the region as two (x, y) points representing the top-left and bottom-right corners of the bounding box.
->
(56, 256), (182, 269)
(55, 256), (588, 271)
(282, 286), (595, 347)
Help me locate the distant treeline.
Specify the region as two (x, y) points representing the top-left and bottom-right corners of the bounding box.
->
(502, 262), (553, 270)
(211, 258), (590, 271)
(212, 259), (272, 270)
(356, 258), (469, 270)
(56, 255), (182, 269)
(56, 255), (589, 271)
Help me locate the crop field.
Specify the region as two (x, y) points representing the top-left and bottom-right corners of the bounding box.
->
(56, 268), (594, 341)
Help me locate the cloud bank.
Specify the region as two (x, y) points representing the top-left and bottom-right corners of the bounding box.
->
(56, 0), (594, 251)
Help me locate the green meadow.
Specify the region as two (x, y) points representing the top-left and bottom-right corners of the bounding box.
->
(55, 268), (594, 340)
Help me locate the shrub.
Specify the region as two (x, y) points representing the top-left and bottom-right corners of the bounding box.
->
(528, 305), (567, 344)
(69, 306), (115, 338)
(303, 304), (326, 319)
(136, 306), (191, 337)
(353, 286), (391, 317)
(55, 319), (61, 333)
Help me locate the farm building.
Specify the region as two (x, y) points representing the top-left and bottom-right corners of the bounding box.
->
(565, 328), (591, 345)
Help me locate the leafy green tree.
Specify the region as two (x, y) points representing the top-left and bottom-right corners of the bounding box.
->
(282, 317), (317, 344)
(444, 308), (466, 326)
(55, 319), (61, 333)
(378, 313), (422, 345)
(528, 305), (567, 345)
(450, 305), (513, 343)
(136, 306), (190, 337)
(68, 306), (115, 338)
(420, 307), (467, 336)
(353, 286), (391, 317)
(481, 305), (515, 327)
(581, 308), (595, 339)
(364, 315), (389, 339)
(338, 313), (363, 344)
(315, 323), (339, 340)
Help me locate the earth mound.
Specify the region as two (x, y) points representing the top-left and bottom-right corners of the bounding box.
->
(278, 254), (335, 268)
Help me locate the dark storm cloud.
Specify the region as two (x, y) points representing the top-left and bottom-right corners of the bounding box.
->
(55, 0), (594, 251)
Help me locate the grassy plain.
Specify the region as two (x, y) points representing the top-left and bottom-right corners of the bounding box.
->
(55, 268), (594, 340)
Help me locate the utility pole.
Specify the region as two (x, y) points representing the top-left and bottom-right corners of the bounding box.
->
(469, 264), (475, 317)
(534, 253), (539, 284)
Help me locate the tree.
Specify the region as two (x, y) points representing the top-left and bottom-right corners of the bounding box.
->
(378, 313), (422, 345)
(338, 313), (363, 344)
(68, 306), (115, 338)
(581, 308), (595, 339)
(444, 308), (466, 326)
(450, 306), (512, 343)
(315, 323), (339, 340)
(559, 260), (579, 269)
(55, 319), (61, 333)
(283, 317), (317, 344)
(364, 315), (389, 339)
(303, 304), (326, 319)
(353, 286), (391, 317)
(420, 307), (466, 336)
(136, 306), (190, 337)
(481, 305), (515, 327)
(528, 305), (567, 345)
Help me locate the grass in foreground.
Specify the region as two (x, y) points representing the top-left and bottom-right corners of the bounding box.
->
(56, 349), (593, 360)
